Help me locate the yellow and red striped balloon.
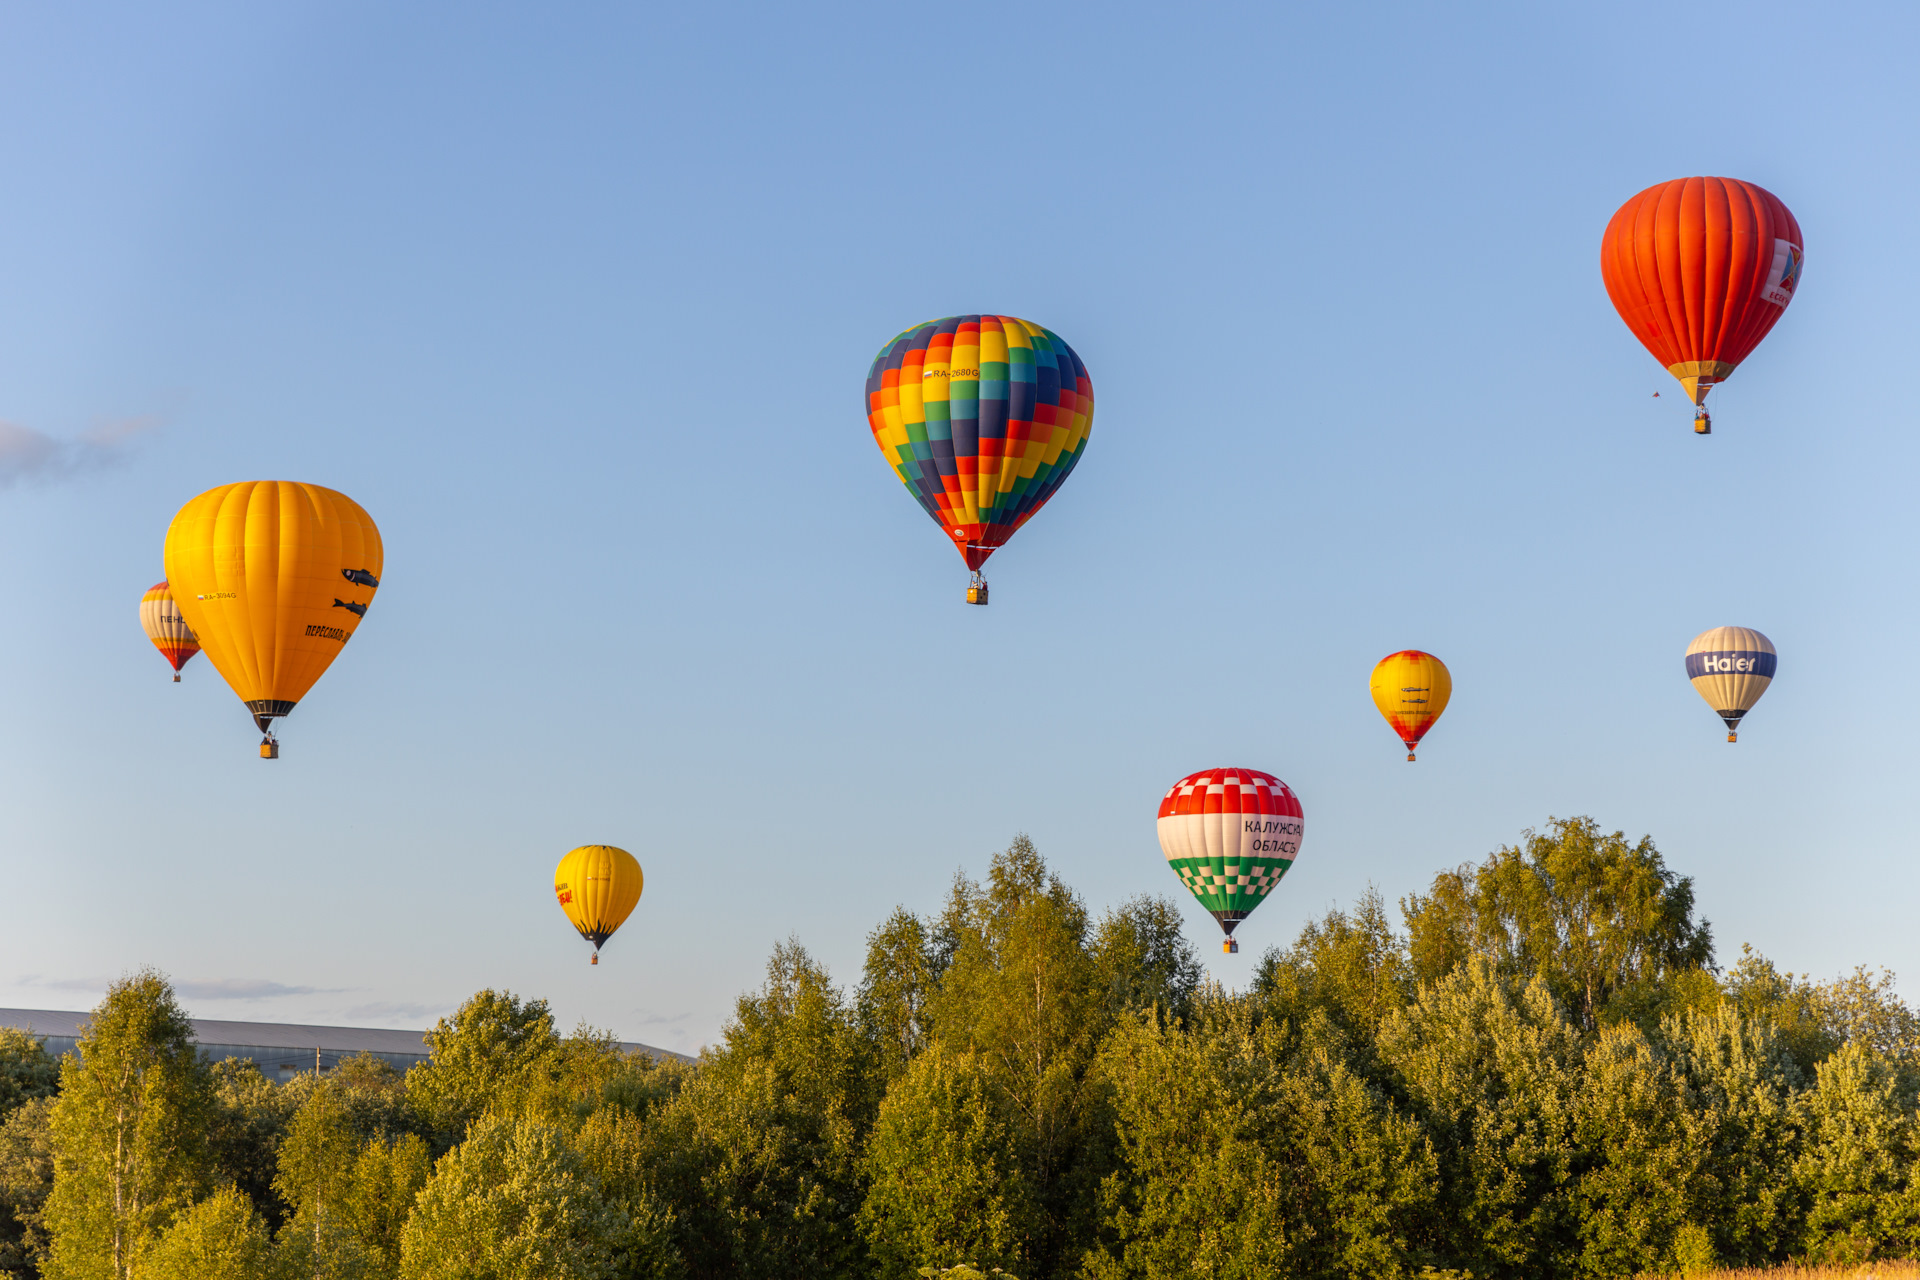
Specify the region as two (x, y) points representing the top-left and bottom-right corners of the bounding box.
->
(1369, 650), (1452, 761)
(138, 582), (200, 681)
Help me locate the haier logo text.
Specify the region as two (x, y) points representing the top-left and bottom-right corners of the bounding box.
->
(1686, 650), (1777, 680)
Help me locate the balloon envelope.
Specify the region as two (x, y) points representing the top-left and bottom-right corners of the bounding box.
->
(1601, 177), (1803, 406)
(1370, 650), (1452, 760)
(1156, 768), (1304, 939)
(163, 481), (383, 746)
(139, 581), (200, 678)
(554, 844), (644, 957)
(866, 315), (1093, 571)
(1686, 626), (1775, 739)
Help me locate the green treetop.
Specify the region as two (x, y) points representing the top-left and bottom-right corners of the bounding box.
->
(42, 970), (213, 1280)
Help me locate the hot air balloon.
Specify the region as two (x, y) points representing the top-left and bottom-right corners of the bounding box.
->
(1157, 768), (1303, 954)
(1370, 650), (1451, 761)
(554, 844), (644, 964)
(163, 482), (383, 758)
(139, 581), (200, 681)
(1601, 177), (1803, 435)
(1686, 626), (1775, 742)
(866, 316), (1093, 605)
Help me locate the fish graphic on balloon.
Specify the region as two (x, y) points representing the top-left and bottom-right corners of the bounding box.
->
(332, 569), (378, 618)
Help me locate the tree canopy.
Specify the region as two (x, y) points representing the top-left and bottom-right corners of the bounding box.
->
(9, 819), (1920, 1279)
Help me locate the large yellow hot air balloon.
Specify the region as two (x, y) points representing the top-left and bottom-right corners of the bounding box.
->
(554, 845), (644, 964)
(163, 482), (383, 758)
(1685, 626), (1775, 742)
(1370, 650), (1452, 761)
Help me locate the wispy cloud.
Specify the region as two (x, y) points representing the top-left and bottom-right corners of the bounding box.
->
(0, 416), (155, 488)
(173, 978), (346, 1001)
(344, 1001), (454, 1024)
(10, 976), (454, 1030)
(13, 973), (108, 996)
(627, 1009), (704, 1054)
(17, 974), (349, 1003)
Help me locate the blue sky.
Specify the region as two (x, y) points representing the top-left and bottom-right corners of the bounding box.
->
(0, 1), (1913, 1055)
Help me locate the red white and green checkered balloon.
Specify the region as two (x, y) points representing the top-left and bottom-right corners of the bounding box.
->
(1157, 767), (1304, 941)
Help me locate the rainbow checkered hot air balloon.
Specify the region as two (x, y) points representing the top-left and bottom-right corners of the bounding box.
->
(139, 582), (200, 681)
(1157, 768), (1304, 954)
(866, 316), (1092, 605)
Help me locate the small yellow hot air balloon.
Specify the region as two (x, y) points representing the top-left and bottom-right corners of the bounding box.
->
(163, 481), (383, 758)
(554, 845), (644, 965)
(1370, 650), (1452, 761)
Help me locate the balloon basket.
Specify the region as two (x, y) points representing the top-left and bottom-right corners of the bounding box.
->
(172, 673), (181, 683)
(966, 572), (989, 606)
(590, 953), (599, 966)
(1407, 752), (1416, 763)
(1694, 410), (1711, 435)
(1223, 939), (1238, 955)
(259, 736), (279, 760)
(1727, 732), (1737, 743)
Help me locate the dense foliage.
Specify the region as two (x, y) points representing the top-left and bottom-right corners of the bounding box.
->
(3, 818), (1918, 1278)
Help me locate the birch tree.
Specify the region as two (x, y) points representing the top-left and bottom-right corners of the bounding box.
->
(42, 971), (211, 1280)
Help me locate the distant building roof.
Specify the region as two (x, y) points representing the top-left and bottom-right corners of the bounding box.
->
(0, 1008), (692, 1080)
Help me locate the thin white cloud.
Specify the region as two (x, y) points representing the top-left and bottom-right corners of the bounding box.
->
(10, 975), (455, 1029)
(0, 415), (155, 488)
(173, 978), (345, 1000)
(344, 1000), (454, 1024)
(12, 973), (108, 995)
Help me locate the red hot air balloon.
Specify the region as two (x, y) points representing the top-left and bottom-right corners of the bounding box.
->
(1601, 177), (1803, 435)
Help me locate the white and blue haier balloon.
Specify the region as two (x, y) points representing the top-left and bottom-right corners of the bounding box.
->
(1685, 626), (1776, 742)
